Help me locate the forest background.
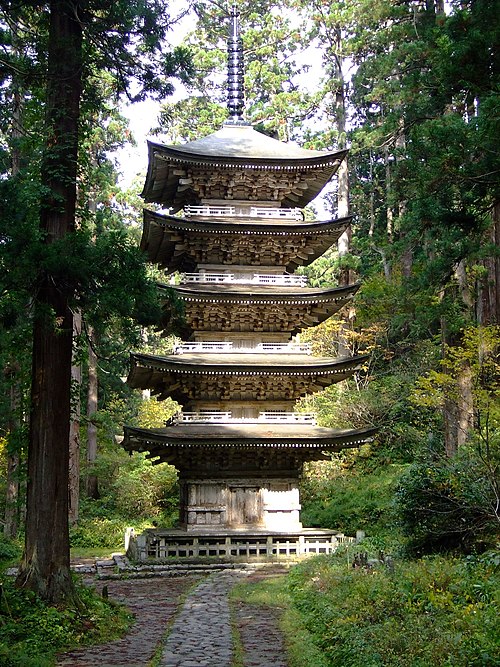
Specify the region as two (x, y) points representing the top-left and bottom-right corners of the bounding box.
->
(0, 0), (498, 665)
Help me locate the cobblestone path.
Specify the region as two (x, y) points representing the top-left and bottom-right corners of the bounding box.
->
(57, 576), (199, 667)
(57, 568), (289, 667)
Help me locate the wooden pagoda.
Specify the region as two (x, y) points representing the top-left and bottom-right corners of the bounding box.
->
(122, 8), (375, 560)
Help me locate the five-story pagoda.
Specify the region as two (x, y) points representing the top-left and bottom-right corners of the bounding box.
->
(123, 8), (375, 558)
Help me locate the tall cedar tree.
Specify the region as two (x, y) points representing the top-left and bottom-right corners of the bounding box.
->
(13, 0), (192, 603)
(15, 1), (82, 602)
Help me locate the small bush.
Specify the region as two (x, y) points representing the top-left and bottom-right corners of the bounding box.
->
(395, 448), (499, 555)
(301, 464), (406, 539)
(69, 517), (133, 549)
(0, 538), (21, 564)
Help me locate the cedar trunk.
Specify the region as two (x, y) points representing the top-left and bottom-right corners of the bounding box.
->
(69, 312), (82, 525)
(86, 330), (99, 499)
(16, 1), (82, 602)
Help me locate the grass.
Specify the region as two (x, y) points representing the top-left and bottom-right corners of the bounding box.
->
(70, 546), (120, 560)
(230, 576), (328, 667)
(228, 548), (499, 667)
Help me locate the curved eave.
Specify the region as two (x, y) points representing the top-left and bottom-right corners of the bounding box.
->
(122, 424), (377, 454)
(161, 282), (360, 305)
(130, 351), (367, 376)
(143, 209), (352, 236)
(127, 353), (368, 396)
(142, 140), (347, 209)
(141, 209), (351, 271)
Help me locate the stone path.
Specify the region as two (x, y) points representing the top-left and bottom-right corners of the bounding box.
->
(160, 570), (241, 667)
(57, 567), (289, 667)
(57, 575), (199, 667)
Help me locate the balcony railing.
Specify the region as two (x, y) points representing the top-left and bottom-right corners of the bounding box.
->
(180, 272), (308, 287)
(184, 205), (303, 220)
(173, 342), (311, 354)
(175, 412), (317, 425)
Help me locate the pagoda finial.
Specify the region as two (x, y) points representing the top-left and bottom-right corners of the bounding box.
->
(226, 4), (248, 125)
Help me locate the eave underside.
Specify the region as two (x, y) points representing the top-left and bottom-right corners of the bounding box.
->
(141, 210), (350, 272)
(142, 149), (346, 211)
(123, 424), (377, 468)
(159, 283), (359, 336)
(127, 352), (366, 403)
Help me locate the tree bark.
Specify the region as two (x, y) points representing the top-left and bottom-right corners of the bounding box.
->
(4, 369), (21, 539)
(69, 311), (82, 526)
(86, 328), (99, 499)
(479, 203), (500, 325)
(16, 1), (82, 603)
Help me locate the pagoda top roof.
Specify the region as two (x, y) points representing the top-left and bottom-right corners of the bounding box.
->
(123, 423), (376, 452)
(142, 125), (347, 209)
(147, 124), (345, 166)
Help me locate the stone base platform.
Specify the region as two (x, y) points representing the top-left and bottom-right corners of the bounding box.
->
(125, 527), (354, 563)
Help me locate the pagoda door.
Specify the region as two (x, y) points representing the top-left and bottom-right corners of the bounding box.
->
(227, 486), (263, 527)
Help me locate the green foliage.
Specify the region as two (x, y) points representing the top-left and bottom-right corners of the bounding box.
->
(0, 537), (21, 566)
(0, 576), (132, 666)
(70, 514), (151, 550)
(287, 552), (500, 667)
(396, 445), (500, 556)
(74, 447), (179, 550)
(301, 463), (406, 539)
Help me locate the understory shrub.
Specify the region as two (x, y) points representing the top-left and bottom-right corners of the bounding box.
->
(69, 516), (136, 549)
(395, 445), (499, 555)
(0, 537), (21, 565)
(301, 463), (406, 538)
(288, 551), (499, 667)
(0, 577), (132, 666)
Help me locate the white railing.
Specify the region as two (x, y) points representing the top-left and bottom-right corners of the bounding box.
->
(183, 205), (302, 220)
(256, 342), (311, 353)
(179, 412), (232, 423)
(174, 342), (234, 354)
(185, 205), (236, 217)
(173, 342), (311, 355)
(252, 274), (307, 286)
(182, 272), (235, 284)
(258, 412), (316, 423)
(249, 207), (302, 220)
(180, 273), (307, 287)
(177, 412), (317, 425)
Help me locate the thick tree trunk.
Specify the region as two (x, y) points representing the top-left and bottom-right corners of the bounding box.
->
(479, 203), (500, 325)
(16, 1), (82, 603)
(440, 259), (476, 456)
(86, 328), (99, 499)
(69, 312), (82, 526)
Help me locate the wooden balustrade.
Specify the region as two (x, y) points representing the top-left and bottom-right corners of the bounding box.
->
(180, 273), (307, 286)
(176, 411), (316, 424)
(126, 528), (355, 562)
(173, 341), (312, 354)
(183, 204), (302, 220)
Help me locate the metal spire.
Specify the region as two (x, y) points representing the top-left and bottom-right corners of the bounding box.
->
(226, 4), (247, 124)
